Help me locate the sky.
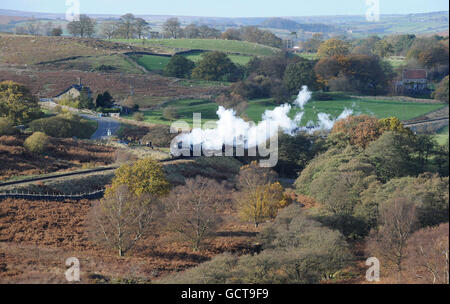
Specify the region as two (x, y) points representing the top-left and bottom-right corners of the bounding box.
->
(0, 0), (449, 17)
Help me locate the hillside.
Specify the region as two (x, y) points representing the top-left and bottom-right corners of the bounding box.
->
(112, 39), (282, 57)
(0, 34), (165, 65)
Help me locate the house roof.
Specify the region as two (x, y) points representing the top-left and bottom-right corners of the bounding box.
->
(55, 84), (92, 98)
(403, 69), (427, 80)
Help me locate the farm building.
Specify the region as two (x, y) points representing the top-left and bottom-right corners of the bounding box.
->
(54, 78), (92, 101)
(395, 69), (430, 95)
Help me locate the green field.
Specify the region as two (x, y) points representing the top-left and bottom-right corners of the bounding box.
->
(114, 38), (281, 57)
(183, 50), (253, 65)
(435, 125), (449, 145)
(129, 54), (171, 72)
(123, 95), (447, 127)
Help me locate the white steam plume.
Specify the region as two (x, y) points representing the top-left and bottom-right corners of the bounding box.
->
(177, 86), (352, 150)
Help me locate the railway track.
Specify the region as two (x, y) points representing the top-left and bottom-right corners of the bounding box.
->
(403, 116), (449, 127)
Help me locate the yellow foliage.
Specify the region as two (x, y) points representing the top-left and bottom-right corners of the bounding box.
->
(106, 157), (170, 197)
(238, 181), (290, 227)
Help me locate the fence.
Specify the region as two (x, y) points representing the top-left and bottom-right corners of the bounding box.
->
(0, 189), (105, 201)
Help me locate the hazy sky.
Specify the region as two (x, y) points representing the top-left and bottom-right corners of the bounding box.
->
(1, 0), (449, 17)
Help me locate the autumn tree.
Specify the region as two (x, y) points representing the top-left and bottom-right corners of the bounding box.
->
(331, 115), (382, 148)
(0, 81), (41, 125)
(235, 162), (289, 227)
(107, 157), (171, 197)
(166, 177), (227, 251)
(214, 92), (248, 116)
(88, 185), (161, 256)
(67, 14), (96, 37)
(317, 38), (350, 58)
(433, 75), (449, 104)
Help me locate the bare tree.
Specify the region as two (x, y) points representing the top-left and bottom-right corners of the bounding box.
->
(135, 18), (151, 39)
(88, 185), (161, 257)
(26, 21), (41, 36)
(166, 176), (227, 251)
(101, 21), (118, 40)
(367, 197), (417, 281)
(405, 223), (449, 284)
(163, 18), (181, 39)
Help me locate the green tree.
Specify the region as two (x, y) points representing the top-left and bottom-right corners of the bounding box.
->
(95, 91), (114, 108)
(0, 81), (41, 125)
(191, 51), (239, 81)
(283, 58), (317, 92)
(163, 55), (195, 78)
(78, 87), (94, 109)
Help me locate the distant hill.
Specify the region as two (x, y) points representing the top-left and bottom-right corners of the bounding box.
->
(0, 9), (447, 36)
(260, 17), (338, 33)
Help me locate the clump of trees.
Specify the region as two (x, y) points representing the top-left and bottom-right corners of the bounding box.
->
(67, 15), (97, 38)
(0, 81), (41, 125)
(29, 113), (96, 139)
(191, 51), (242, 82)
(221, 26), (283, 48)
(161, 204), (352, 284)
(296, 117), (449, 239)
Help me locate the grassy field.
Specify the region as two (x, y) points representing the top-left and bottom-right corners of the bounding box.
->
(123, 95), (447, 127)
(183, 50), (253, 65)
(113, 38), (281, 57)
(435, 125), (449, 145)
(129, 54), (171, 72)
(130, 51), (252, 73)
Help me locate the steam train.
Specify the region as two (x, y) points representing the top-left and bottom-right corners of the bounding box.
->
(169, 139), (260, 160)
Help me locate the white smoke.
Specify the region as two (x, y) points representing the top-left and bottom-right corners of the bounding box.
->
(177, 86), (352, 150)
(293, 85), (312, 109)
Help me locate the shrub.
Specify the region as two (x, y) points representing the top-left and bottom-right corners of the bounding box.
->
(0, 118), (16, 136)
(29, 113), (96, 139)
(133, 112), (145, 121)
(24, 132), (50, 154)
(163, 106), (179, 121)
